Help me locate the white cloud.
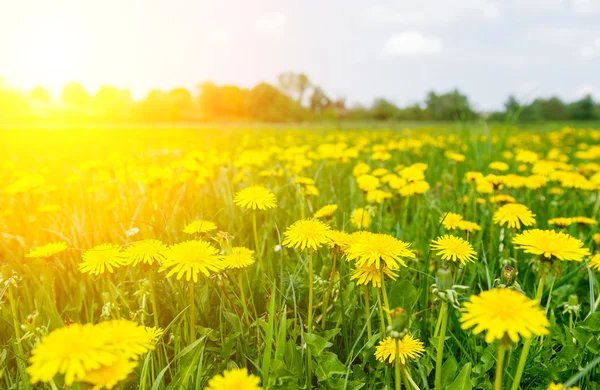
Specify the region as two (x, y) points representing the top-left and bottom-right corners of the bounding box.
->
(578, 38), (600, 57)
(254, 12), (286, 35)
(572, 0), (600, 14)
(365, 1), (501, 26)
(575, 84), (597, 98)
(381, 32), (443, 57)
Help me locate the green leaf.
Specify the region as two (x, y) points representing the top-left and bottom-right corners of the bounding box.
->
(305, 333), (333, 357)
(441, 355), (458, 388)
(579, 312), (600, 332)
(315, 352), (346, 382)
(389, 279), (418, 310)
(446, 362), (472, 390)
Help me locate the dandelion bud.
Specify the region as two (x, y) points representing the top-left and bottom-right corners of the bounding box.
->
(501, 266), (518, 286)
(436, 267), (453, 291)
(320, 265), (331, 280)
(390, 308), (409, 334)
(568, 294), (579, 307)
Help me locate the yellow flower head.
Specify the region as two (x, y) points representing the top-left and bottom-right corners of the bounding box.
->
(327, 230), (354, 251)
(588, 254), (600, 272)
(457, 220), (482, 232)
(233, 186), (277, 211)
(345, 232), (415, 270)
(356, 174), (381, 192)
(460, 288), (549, 343)
(204, 368), (262, 390)
(374, 335), (425, 365)
(79, 244), (125, 275)
(314, 204), (338, 219)
(595, 233), (600, 246)
(351, 207), (372, 229)
(571, 216), (597, 226)
(440, 212), (463, 230)
(160, 240), (223, 282)
(367, 189), (393, 204)
(184, 220), (218, 234)
(489, 161), (509, 171)
(351, 263), (397, 287)
(25, 242), (68, 259)
(492, 203), (536, 229)
(123, 239), (168, 266)
(489, 194), (516, 204)
(431, 235), (477, 265)
(222, 247), (255, 269)
(548, 383), (579, 390)
(282, 219), (331, 251)
(82, 356), (137, 390)
(548, 218), (573, 228)
(513, 229), (590, 262)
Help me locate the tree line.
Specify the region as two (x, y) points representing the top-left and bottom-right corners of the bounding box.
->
(0, 73), (598, 123)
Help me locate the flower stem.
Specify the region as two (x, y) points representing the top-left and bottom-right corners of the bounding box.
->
(188, 281), (195, 342)
(380, 269), (393, 325)
(149, 272), (160, 328)
(7, 287), (24, 358)
(307, 253), (314, 387)
(238, 272), (248, 323)
(395, 341), (401, 390)
(402, 366), (421, 390)
(252, 212), (261, 258)
(363, 286), (373, 340)
(435, 301), (448, 390)
(377, 289), (386, 335)
(495, 342), (507, 390)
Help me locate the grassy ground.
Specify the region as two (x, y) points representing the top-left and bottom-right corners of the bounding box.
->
(1, 124), (599, 389)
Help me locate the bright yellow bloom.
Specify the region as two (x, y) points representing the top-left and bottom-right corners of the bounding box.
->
(222, 247), (255, 269)
(27, 323), (120, 385)
(441, 212), (463, 230)
(548, 218), (573, 227)
(457, 220), (482, 232)
(79, 244), (125, 275)
(375, 335), (425, 365)
(367, 189), (393, 204)
(431, 235), (477, 265)
(588, 254), (600, 271)
(25, 242), (68, 259)
(282, 219), (331, 251)
(350, 263), (397, 287)
(122, 239), (168, 266)
(489, 161), (509, 171)
(489, 194), (516, 204)
(548, 383), (579, 390)
(95, 320), (157, 359)
(233, 186), (277, 210)
(314, 204), (338, 218)
(595, 233), (600, 245)
(183, 220), (218, 234)
(353, 162), (371, 177)
(204, 368), (262, 390)
(82, 356), (137, 390)
(460, 288), (549, 343)
(345, 232), (415, 270)
(571, 216), (597, 225)
(327, 230), (354, 251)
(513, 229), (590, 262)
(356, 174), (381, 192)
(492, 203), (536, 229)
(351, 208), (372, 229)
(160, 240), (223, 282)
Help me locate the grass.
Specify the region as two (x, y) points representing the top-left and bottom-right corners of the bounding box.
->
(1, 124), (600, 389)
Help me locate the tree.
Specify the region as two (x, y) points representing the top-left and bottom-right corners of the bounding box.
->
(61, 82), (90, 108)
(93, 86), (133, 121)
(309, 87), (330, 114)
(278, 72), (311, 103)
(30, 86), (51, 103)
(568, 95), (596, 121)
(371, 98), (400, 121)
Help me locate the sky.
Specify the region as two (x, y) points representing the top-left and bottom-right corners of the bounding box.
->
(1, 0), (600, 111)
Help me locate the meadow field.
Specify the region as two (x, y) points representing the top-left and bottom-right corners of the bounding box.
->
(1, 124), (600, 390)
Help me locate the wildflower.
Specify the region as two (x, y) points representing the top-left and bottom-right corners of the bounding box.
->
(327, 230), (353, 251)
(595, 233), (600, 245)
(314, 204), (338, 219)
(441, 212), (463, 230)
(375, 335), (425, 364)
(513, 229), (590, 262)
(548, 217), (573, 227)
(351, 208), (372, 229)
(431, 235), (477, 265)
(571, 216), (597, 226)
(367, 189), (393, 204)
(493, 203), (536, 229)
(489, 194), (516, 204)
(282, 219), (331, 251)
(353, 162), (371, 176)
(457, 220), (482, 232)
(233, 186), (277, 210)
(548, 384), (579, 390)
(356, 174), (380, 192)
(588, 254), (600, 271)
(82, 356), (137, 390)
(345, 232), (415, 270)
(460, 288), (549, 343)
(351, 263), (397, 287)
(464, 171), (484, 183)
(489, 161), (509, 171)
(222, 247), (255, 269)
(183, 220), (218, 234)
(25, 242), (68, 259)
(204, 368), (262, 390)
(160, 240), (223, 282)
(123, 239), (168, 266)
(79, 244), (125, 275)
(96, 320), (157, 358)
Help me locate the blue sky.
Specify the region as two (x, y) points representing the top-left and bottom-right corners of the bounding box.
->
(1, 0), (599, 110)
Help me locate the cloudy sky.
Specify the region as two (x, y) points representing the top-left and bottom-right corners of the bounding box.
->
(1, 0), (599, 110)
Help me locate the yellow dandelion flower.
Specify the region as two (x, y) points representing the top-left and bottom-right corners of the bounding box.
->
(489, 194), (516, 204)
(25, 242), (68, 259)
(595, 233), (600, 245)
(282, 219), (331, 251)
(371, 167), (389, 177)
(327, 230), (354, 251)
(303, 185), (319, 196)
(294, 177), (314, 186)
(374, 335), (425, 365)
(79, 244), (125, 275)
(356, 174), (381, 192)
(548, 218), (573, 228)
(367, 189), (393, 204)
(351, 208), (372, 229)
(457, 220), (482, 232)
(233, 186), (277, 210)
(513, 229), (590, 262)
(489, 161), (509, 171)
(222, 247), (255, 269)
(353, 162), (371, 177)
(588, 254), (600, 271)
(493, 203), (536, 229)
(160, 240), (223, 282)
(350, 263), (397, 287)
(441, 212), (463, 230)
(82, 356), (137, 390)
(548, 384), (579, 390)
(345, 232), (415, 270)
(27, 323), (119, 385)
(431, 235), (477, 265)
(464, 171), (484, 183)
(460, 288), (549, 343)
(184, 220), (218, 234)
(204, 368), (262, 390)
(96, 320), (156, 359)
(314, 204), (338, 219)
(571, 216), (597, 225)
(123, 239), (168, 266)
